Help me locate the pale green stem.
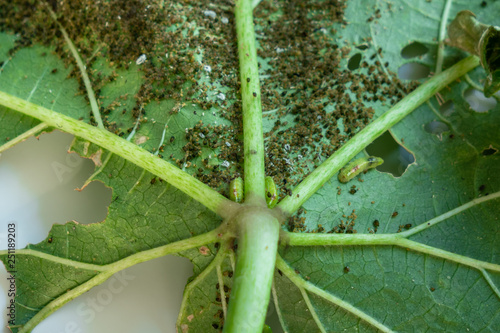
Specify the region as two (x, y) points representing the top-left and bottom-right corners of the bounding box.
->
(277, 55), (480, 217)
(298, 286), (326, 333)
(285, 233), (500, 272)
(463, 73), (500, 101)
(176, 241), (229, 328)
(400, 191), (500, 238)
(223, 210), (280, 333)
(235, 0), (265, 204)
(217, 263), (229, 319)
(480, 268), (500, 299)
(222, 1), (280, 331)
(0, 122), (48, 153)
(13, 228), (220, 333)
(275, 256), (394, 333)
(0, 91), (237, 217)
(252, 0), (263, 9)
(435, 0), (453, 74)
(45, 4), (105, 129)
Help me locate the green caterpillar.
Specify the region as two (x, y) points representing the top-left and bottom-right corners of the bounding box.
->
(229, 176), (278, 208)
(338, 156), (384, 183)
(229, 177), (244, 203)
(265, 176), (278, 208)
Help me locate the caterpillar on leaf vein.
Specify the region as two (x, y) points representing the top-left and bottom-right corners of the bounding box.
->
(338, 156), (384, 183)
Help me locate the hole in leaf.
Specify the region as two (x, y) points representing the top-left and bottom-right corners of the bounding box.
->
(424, 121), (449, 140)
(482, 147), (498, 156)
(464, 88), (497, 112)
(0, 131), (111, 229)
(347, 53), (362, 70)
(439, 100), (455, 116)
(365, 131), (414, 177)
(401, 41), (429, 59)
(356, 43), (369, 50)
(398, 62), (430, 80)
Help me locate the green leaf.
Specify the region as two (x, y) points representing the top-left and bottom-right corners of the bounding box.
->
(0, 0), (499, 332)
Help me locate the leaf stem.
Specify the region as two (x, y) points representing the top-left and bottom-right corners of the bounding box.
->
(14, 228), (221, 333)
(435, 0), (453, 74)
(223, 209), (280, 333)
(399, 191), (500, 238)
(176, 241), (229, 328)
(277, 55), (480, 216)
(235, 0), (265, 204)
(0, 91), (237, 217)
(285, 233), (500, 272)
(275, 256), (394, 333)
(0, 122), (48, 153)
(44, 4), (105, 129)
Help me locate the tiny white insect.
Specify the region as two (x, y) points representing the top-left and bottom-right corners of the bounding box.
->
(225, 142), (231, 147)
(199, 133), (205, 139)
(216, 93), (226, 100)
(203, 65), (212, 72)
(203, 10), (216, 19)
(221, 160), (230, 168)
(221, 17), (229, 24)
(136, 54), (147, 65)
(284, 144), (290, 151)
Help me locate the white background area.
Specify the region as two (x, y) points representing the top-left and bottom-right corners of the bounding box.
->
(0, 131), (194, 333)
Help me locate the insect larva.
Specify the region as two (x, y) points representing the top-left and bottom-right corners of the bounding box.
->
(229, 177), (244, 203)
(265, 176), (278, 208)
(338, 156), (384, 183)
(228, 176), (279, 208)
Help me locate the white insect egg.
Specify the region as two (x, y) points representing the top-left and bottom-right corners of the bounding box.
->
(136, 54), (147, 65)
(221, 17), (229, 24)
(225, 142), (231, 147)
(203, 65), (212, 72)
(216, 92), (226, 100)
(199, 133), (206, 139)
(221, 160), (230, 168)
(203, 10), (216, 19)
